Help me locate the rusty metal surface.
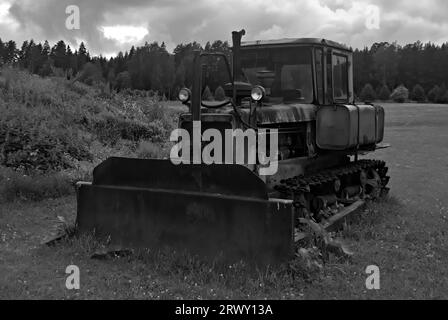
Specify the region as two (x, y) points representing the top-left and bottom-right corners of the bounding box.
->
(92, 157), (268, 199)
(265, 154), (349, 190)
(76, 183), (294, 264)
(235, 103), (316, 125)
(241, 38), (351, 51)
(187, 103), (317, 125)
(322, 200), (366, 232)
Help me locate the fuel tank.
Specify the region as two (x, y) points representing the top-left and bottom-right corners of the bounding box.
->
(316, 104), (385, 150)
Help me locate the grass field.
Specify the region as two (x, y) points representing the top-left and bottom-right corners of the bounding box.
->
(1, 103), (448, 299)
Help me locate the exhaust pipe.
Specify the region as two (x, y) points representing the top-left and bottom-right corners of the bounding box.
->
(191, 30), (246, 121)
(191, 50), (202, 122)
(231, 29), (246, 102)
(232, 29), (246, 83)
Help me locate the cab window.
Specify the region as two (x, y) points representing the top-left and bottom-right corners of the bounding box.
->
(332, 54), (348, 100)
(315, 49), (324, 104)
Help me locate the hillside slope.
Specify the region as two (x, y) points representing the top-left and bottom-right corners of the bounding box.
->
(0, 67), (182, 201)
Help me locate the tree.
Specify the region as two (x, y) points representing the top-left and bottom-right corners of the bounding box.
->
(377, 85), (391, 100)
(436, 84), (448, 103)
(202, 86), (213, 101)
(214, 86), (226, 101)
(38, 59), (52, 77)
(77, 42), (89, 71)
(51, 40), (67, 69)
(0, 39), (4, 66)
(411, 84), (426, 102)
(371, 42), (399, 89)
(115, 71), (132, 91)
(359, 83), (377, 101)
(390, 85), (409, 103)
(77, 62), (103, 85)
(427, 85), (440, 103)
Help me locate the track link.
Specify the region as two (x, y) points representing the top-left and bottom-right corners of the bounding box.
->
(274, 159), (390, 222)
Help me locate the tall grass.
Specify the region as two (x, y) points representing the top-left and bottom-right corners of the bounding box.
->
(0, 67), (180, 202)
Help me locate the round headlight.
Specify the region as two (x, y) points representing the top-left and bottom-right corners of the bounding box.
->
(178, 88), (191, 102)
(251, 86), (265, 101)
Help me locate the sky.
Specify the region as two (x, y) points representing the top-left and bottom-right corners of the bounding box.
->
(1, 0), (448, 56)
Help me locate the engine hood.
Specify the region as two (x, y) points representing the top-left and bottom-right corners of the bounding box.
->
(240, 103), (317, 125)
(194, 103), (317, 126)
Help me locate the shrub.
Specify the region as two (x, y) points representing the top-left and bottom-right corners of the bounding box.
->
(214, 86), (226, 101)
(0, 109), (91, 172)
(0, 166), (73, 202)
(115, 71), (132, 91)
(377, 85), (391, 101)
(202, 86), (213, 101)
(359, 83), (377, 101)
(390, 85), (409, 103)
(77, 62), (104, 85)
(427, 85), (440, 103)
(136, 141), (166, 159)
(411, 84), (426, 102)
(436, 84), (448, 103)
(91, 112), (168, 145)
(0, 67), (181, 196)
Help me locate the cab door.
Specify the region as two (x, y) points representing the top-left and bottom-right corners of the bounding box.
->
(331, 49), (353, 104)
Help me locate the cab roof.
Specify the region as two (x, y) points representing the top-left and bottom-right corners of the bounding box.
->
(241, 38), (351, 52)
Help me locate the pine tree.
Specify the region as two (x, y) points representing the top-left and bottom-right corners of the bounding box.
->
(436, 84), (448, 103)
(390, 85), (409, 103)
(427, 85), (440, 103)
(359, 83), (377, 101)
(214, 86), (226, 101)
(77, 42), (88, 70)
(51, 40), (67, 69)
(411, 84), (426, 102)
(377, 84), (391, 100)
(202, 86), (213, 101)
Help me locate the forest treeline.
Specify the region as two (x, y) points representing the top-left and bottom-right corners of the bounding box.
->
(2, 37), (448, 102)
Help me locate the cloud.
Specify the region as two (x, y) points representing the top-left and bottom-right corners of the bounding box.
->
(1, 0), (448, 55)
(101, 25), (149, 44)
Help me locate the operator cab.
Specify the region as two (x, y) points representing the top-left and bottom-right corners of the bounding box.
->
(239, 38), (354, 106)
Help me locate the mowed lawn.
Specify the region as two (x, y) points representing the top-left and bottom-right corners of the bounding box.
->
(0, 103), (447, 299)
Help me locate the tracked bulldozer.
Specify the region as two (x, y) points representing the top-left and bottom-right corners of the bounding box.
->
(76, 30), (390, 264)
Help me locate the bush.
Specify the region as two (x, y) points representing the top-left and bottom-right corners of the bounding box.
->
(0, 108), (92, 172)
(202, 86), (213, 101)
(0, 67), (182, 202)
(390, 85), (409, 103)
(115, 71), (132, 91)
(359, 83), (377, 101)
(377, 85), (391, 101)
(91, 112), (168, 145)
(411, 84), (426, 102)
(214, 86), (226, 101)
(136, 141), (166, 159)
(77, 62), (104, 85)
(436, 84), (448, 103)
(427, 85), (440, 103)
(0, 167), (73, 202)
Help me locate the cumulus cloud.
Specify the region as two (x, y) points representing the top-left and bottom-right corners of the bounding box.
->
(1, 0), (448, 55)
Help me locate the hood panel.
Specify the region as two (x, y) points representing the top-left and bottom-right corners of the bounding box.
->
(197, 103), (317, 125)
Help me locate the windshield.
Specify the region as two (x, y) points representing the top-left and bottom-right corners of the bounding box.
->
(240, 47), (313, 103)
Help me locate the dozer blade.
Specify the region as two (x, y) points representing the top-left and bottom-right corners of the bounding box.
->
(76, 157), (294, 264)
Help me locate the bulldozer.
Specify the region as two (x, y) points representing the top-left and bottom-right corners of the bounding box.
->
(76, 30), (390, 264)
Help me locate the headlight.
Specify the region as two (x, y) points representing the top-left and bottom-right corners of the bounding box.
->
(178, 88), (191, 102)
(251, 86), (265, 101)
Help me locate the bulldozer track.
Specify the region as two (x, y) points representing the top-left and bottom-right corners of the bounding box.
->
(274, 159), (390, 221)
